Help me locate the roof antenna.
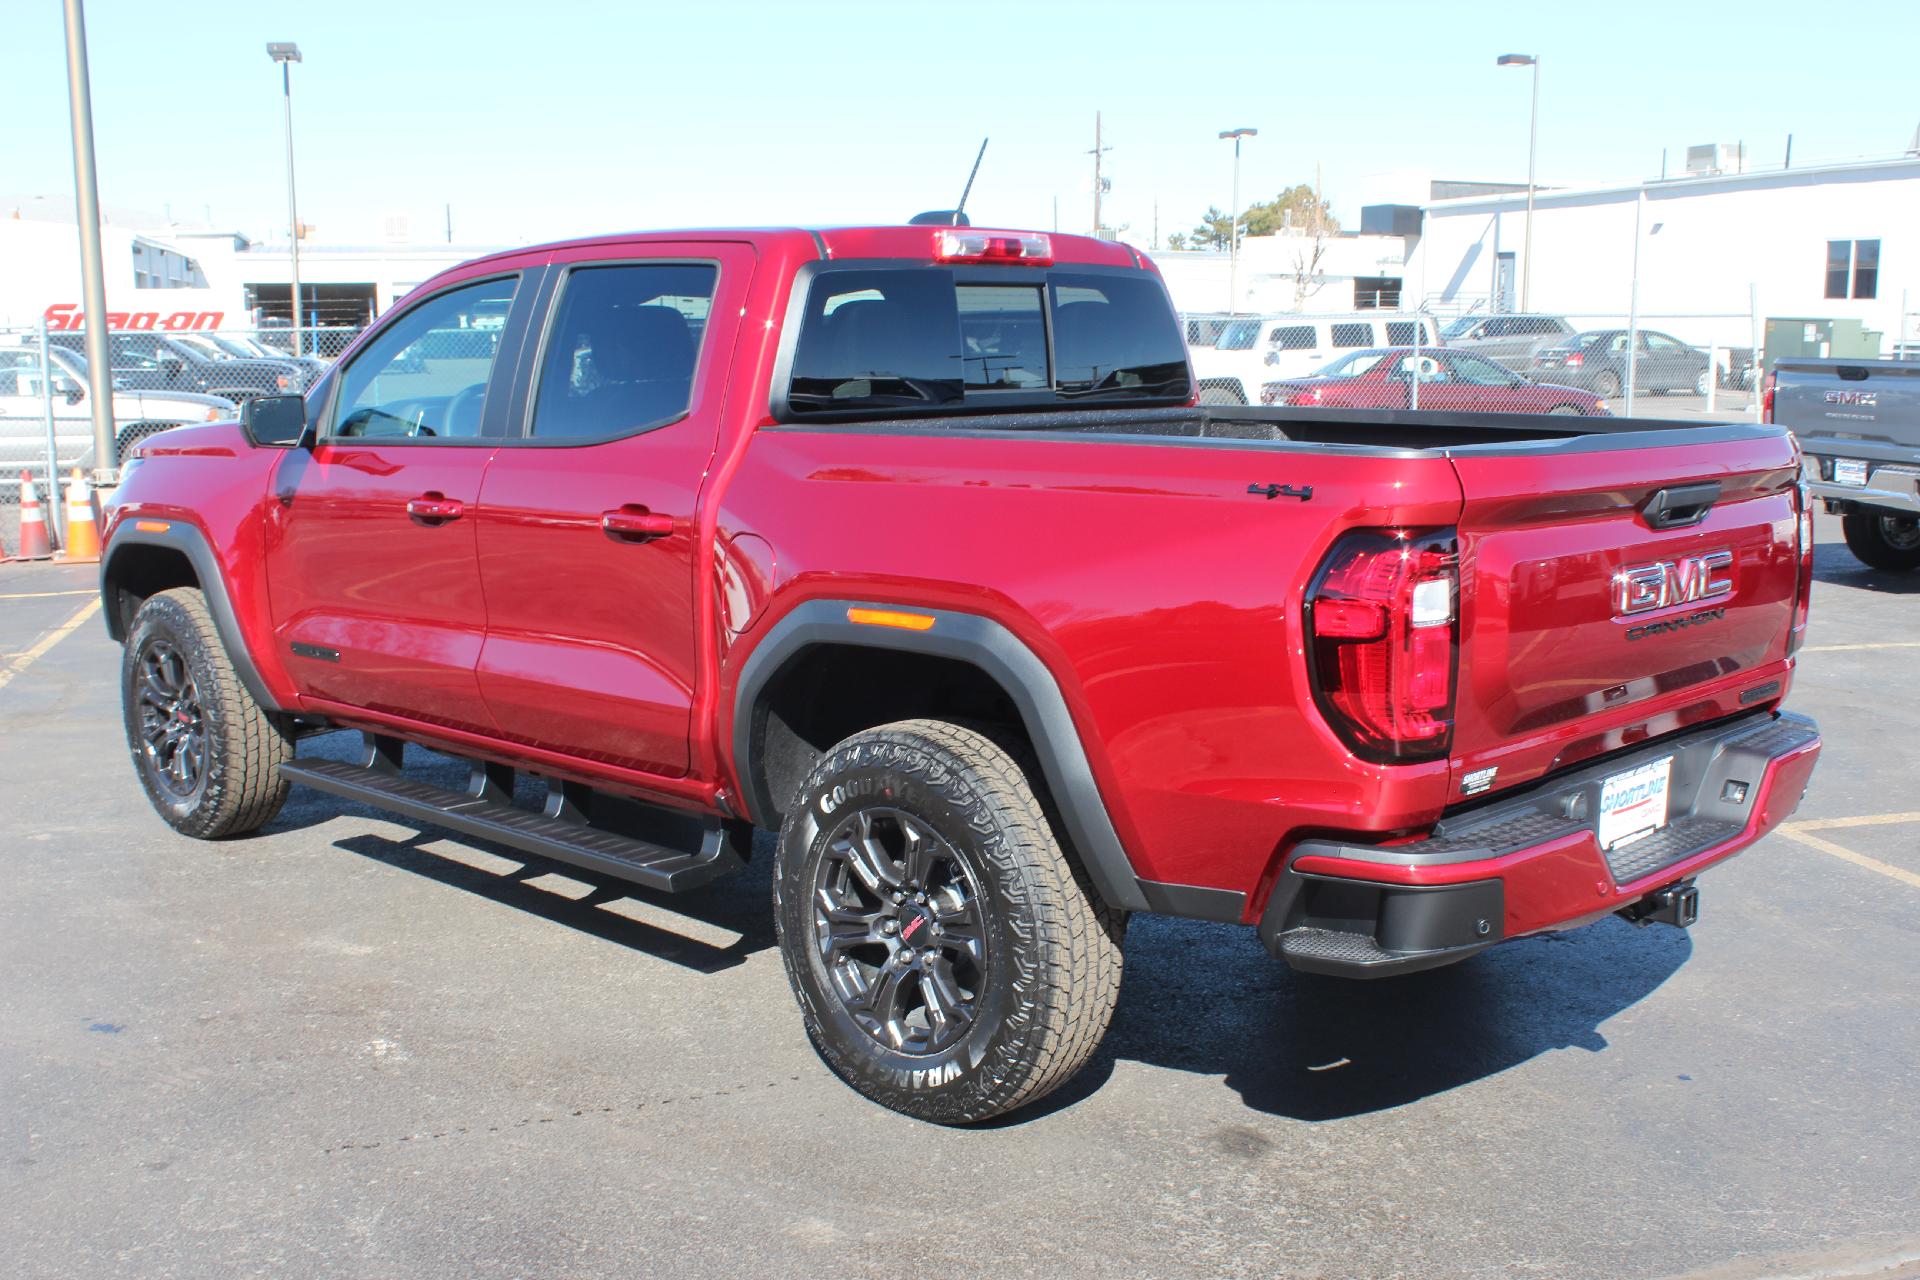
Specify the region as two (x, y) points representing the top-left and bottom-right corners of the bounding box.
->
(910, 137), (988, 227)
(954, 136), (989, 224)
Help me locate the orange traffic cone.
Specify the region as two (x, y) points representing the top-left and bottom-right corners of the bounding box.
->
(60, 468), (102, 563)
(16, 472), (54, 560)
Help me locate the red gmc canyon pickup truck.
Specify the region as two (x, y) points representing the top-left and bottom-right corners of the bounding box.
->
(100, 226), (1822, 1123)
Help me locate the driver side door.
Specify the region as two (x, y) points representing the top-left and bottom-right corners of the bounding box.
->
(263, 265), (541, 734)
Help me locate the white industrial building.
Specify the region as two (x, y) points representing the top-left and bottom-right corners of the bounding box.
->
(0, 195), (480, 335)
(1405, 153), (1920, 352)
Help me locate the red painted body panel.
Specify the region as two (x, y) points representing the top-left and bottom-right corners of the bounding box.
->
(1447, 437), (1801, 799)
(100, 226), (1820, 946)
(265, 442), (500, 734)
(99, 423), (302, 708)
(471, 239), (760, 776)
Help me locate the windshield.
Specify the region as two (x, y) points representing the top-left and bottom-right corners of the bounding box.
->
(1315, 350), (1392, 379)
(1440, 318), (1479, 339)
(171, 335), (227, 359)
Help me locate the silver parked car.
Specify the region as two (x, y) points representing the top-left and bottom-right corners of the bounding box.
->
(0, 343), (236, 486)
(1440, 313), (1574, 372)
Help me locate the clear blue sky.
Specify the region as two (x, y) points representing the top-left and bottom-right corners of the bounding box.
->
(6, 0), (1917, 249)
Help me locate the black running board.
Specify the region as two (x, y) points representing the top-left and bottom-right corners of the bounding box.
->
(279, 739), (750, 894)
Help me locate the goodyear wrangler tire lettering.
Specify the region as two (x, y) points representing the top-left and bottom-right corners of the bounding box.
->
(772, 719), (1125, 1124)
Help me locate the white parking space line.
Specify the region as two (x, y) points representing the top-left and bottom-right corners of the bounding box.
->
(0, 597), (101, 694)
(1800, 642), (1920, 653)
(1776, 821), (1920, 891)
(0, 589), (99, 601)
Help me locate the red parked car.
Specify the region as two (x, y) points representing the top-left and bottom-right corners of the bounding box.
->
(100, 226), (1817, 1123)
(1263, 346), (1610, 415)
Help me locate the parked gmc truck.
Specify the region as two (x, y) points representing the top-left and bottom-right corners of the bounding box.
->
(100, 227), (1822, 1123)
(1768, 356), (1920, 571)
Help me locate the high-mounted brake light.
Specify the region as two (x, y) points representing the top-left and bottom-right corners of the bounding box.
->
(1306, 528), (1460, 762)
(1762, 370), (1777, 423)
(933, 229), (1053, 265)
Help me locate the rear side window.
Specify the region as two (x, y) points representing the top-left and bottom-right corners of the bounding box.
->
(1330, 323), (1373, 349)
(531, 263), (717, 440)
(1385, 321), (1419, 345)
(787, 267), (1188, 415)
(1270, 325), (1316, 351)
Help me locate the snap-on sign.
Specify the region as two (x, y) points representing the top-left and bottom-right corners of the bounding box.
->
(43, 303), (225, 332)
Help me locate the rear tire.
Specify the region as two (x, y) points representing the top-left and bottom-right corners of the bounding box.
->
(773, 719), (1126, 1124)
(1595, 370), (1621, 399)
(121, 588), (293, 838)
(1842, 512), (1920, 572)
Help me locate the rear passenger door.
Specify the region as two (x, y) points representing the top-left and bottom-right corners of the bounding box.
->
(472, 242), (755, 778)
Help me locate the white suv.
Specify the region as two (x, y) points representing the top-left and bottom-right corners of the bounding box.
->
(1191, 312), (1439, 404)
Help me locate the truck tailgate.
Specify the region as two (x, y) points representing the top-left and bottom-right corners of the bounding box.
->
(1447, 431), (1802, 798)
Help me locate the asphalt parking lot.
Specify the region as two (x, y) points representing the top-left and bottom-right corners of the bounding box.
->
(2, 514), (1917, 1280)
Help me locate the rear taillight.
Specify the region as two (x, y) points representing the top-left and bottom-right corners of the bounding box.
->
(1762, 370), (1777, 423)
(1790, 477), (1814, 654)
(1291, 386), (1323, 406)
(1564, 352), (1583, 367)
(1307, 528), (1459, 762)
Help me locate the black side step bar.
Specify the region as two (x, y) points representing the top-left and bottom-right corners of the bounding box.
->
(279, 735), (751, 894)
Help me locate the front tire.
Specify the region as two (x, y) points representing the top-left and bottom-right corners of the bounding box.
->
(121, 588), (294, 838)
(1842, 512), (1920, 571)
(774, 719), (1125, 1124)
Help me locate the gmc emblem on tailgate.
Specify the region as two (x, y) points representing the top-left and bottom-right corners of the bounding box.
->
(1823, 390), (1877, 407)
(1612, 550), (1735, 617)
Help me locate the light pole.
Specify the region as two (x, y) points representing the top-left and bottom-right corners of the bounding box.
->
(1219, 127), (1256, 314)
(1497, 54), (1539, 313)
(61, 0), (116, 479)
(267, 42), (304, 357)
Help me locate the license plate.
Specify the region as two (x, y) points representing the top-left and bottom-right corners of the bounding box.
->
(1833, 458), (1869, 487)
(1598, 757), (1673, 851)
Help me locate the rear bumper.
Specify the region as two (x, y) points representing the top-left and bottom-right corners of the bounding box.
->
(1802, 444), (1920, 516)
(1258, 710), (1821, 977)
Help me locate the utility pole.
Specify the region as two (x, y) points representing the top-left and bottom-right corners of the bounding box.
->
(60, 0), (116, 481)
(1218, 127), (1257, 314)
(1088, 111), (1111, 237)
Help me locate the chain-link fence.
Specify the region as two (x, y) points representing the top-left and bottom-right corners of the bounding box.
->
(0, 324), (363, 524)
(1179, 303), (1765, 421)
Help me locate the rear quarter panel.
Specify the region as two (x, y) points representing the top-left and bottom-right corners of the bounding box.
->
(717, 425), (1463, 896)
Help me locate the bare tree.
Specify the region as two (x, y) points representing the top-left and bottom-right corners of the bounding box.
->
(1287, 169), (1335, 307)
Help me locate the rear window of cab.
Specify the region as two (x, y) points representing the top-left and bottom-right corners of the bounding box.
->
(785, 267), (1190, 416)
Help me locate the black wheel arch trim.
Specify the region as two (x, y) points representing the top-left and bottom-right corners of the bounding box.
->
(731, 599), (1160, 914)
(101, 522), (285, 713)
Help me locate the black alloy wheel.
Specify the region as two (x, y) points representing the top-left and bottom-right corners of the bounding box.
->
(811, 807), (988, 1056)
(134, 637), (208, 801)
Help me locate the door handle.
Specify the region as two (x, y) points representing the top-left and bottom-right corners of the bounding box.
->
(601, 507), (675, 542)
(407, 494), (465, 523)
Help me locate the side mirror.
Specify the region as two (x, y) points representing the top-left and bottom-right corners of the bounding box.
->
(241, 394), (311, 448)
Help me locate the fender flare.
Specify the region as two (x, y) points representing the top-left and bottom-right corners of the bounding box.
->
(731, 599), (1153, 913)
(100, 522), (286, 713)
